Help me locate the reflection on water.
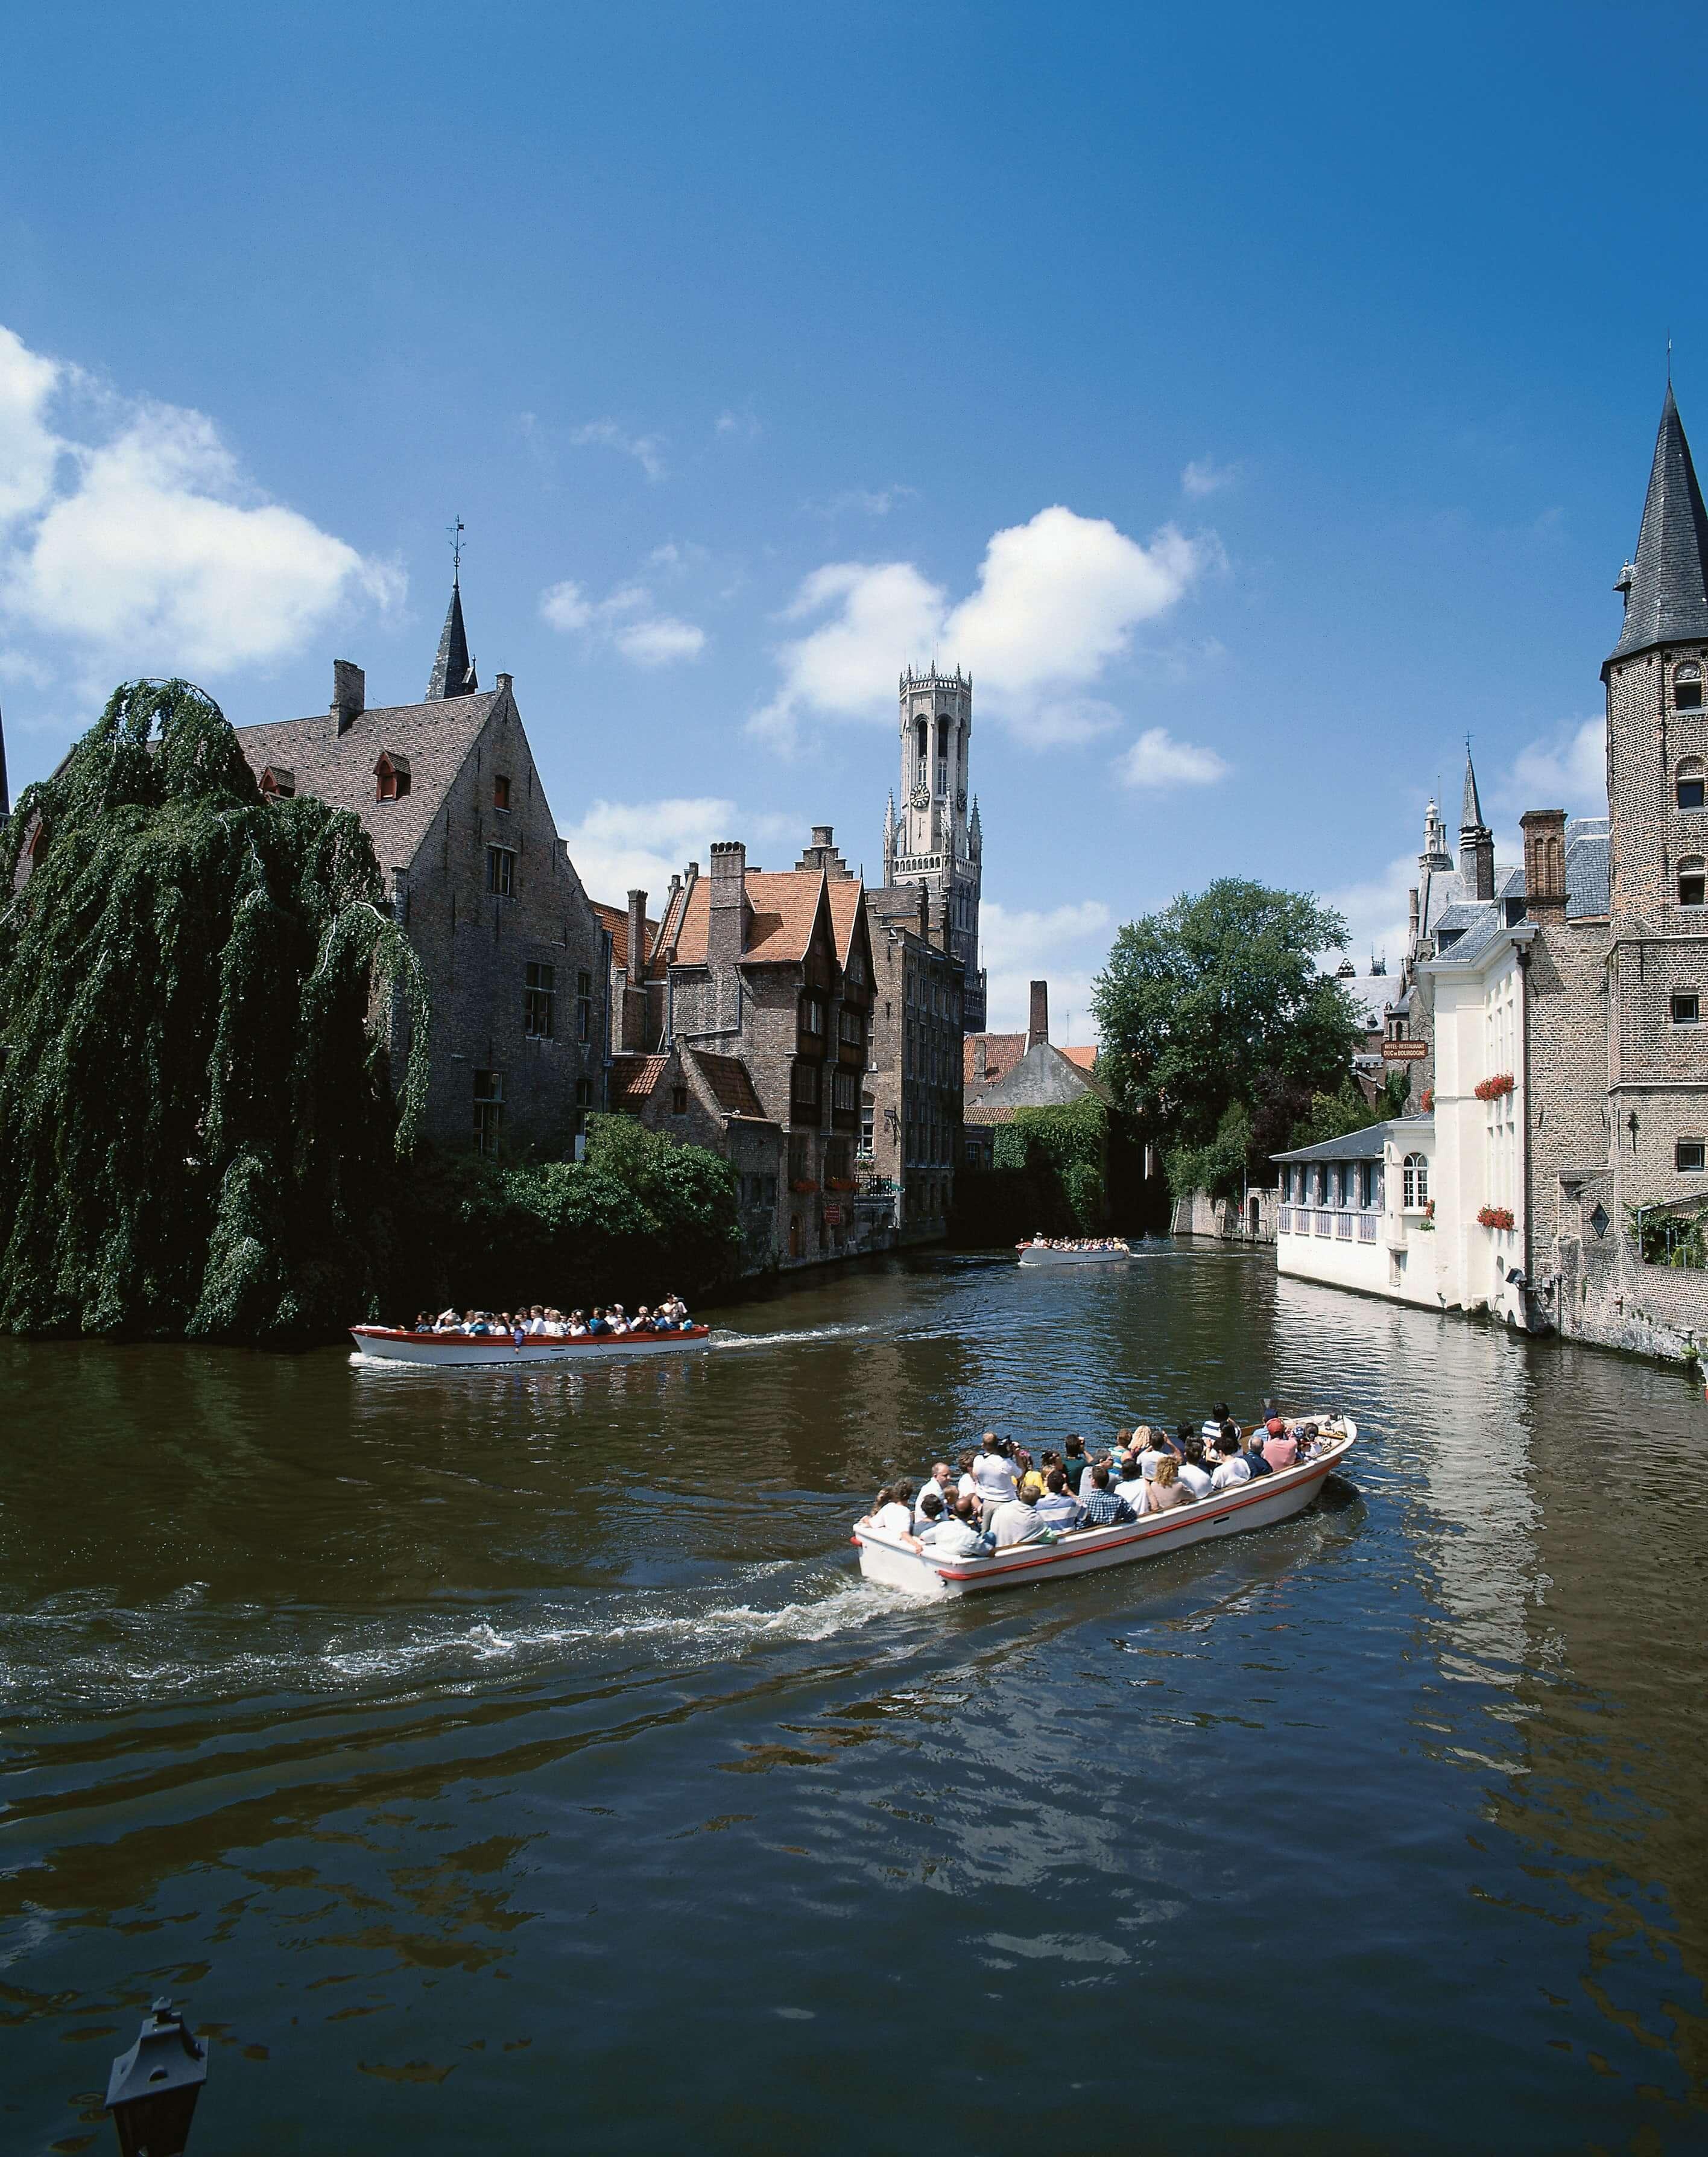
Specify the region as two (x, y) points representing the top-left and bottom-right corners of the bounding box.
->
(2, 1250), (1706, 2154)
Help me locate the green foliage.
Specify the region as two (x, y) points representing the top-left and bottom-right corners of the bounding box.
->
(1092, 879), (1366, 1195)
(0, 680), (429, 1343)
(391, 1116), (742, 1312)
(990, 1095), (1107, 1231)
(1634, 1205), (1707, 1270)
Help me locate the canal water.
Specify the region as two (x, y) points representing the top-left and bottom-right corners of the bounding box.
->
(2, 1246), (1706, 2153)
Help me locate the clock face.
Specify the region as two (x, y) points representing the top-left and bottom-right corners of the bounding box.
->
(910, 783), (930, 809)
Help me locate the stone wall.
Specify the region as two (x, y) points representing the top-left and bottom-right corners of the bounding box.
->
(1171, 1186), (1278, 1243)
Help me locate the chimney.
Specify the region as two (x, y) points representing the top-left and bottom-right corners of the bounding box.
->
(707, 841), (746, 972)
(626, 888), (648, 976)
(1408, 886), (1420, 942)
(1028, 979), (1049, 1050)
(331, 660), (365, 734)
(1520, 808), (1567, 911)
(812, 824), (833, 847)
(973, 1036), (988, 1080)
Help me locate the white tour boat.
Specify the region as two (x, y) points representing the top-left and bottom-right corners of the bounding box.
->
(854, 1418), (1355, 1598)
(350, 1324), (711, 1367)
(1016, 1239), (1134, 1267)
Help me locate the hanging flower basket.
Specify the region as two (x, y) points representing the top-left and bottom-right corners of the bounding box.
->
(1477, 1205), (1516, 1231)
(1415, 1199), (1436, 1231)
(1420, 1088), (1434, 1113)
(1474, 1073), (1515, 1102)
(826, 1177), (858, 1193)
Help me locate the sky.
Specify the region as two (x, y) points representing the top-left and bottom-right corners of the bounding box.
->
(2, 2), (1706, 1033)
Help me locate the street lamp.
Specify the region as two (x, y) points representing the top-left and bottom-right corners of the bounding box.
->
(106, 1998), (207, 2156)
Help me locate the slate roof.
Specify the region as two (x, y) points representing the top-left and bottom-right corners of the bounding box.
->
(1609, 386), (1708, 663)
(1428, 902), (1513, 969)
(690, 1051), (772, 1120)
(590, 898), (659, 970)
(233, 691), (499, 870)
(1461, 749), (1486, 832)
(428, 581), (478, 700)
(827, 878), (865, 966)
(610, 1054), (669, 1110)
(1271, 1115), (1429, 1165)
(1566, 816), (1611, 917)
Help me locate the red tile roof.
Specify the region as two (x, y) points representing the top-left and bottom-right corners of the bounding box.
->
(690, 1051), (771, 1120)
(1061, 1044), (1098, 1071)
(964, 1032), (1026, 1087)
(610, 1053), (669, 1110)
(665, 867), (840, 968)
(590, 898), (659, 970)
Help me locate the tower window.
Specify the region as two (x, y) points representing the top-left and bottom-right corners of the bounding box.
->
(1402, 1152), (1429, 1209)
(1677, 756), (1706, 811)
(1677, 1138), (1707, 1173)
(1680, 857), (1706, 908)
(1675, 662), (1704, 711)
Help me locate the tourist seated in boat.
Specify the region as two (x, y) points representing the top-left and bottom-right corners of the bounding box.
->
(1210, 1428), (1253, 1491)
(1016, 1448), (1046, 1497)
(1061, 1436), (1090, 1492)
(1033, 1467), (1081, 1531)
(972, 1435), (1019, 1510)
(1076, 1463), (1139, 1525)
(1201, 1401), (1232, 1443)
(985, 1484), (1055, 1547)
(1177, 1439), (1213, 1500)
(1142, 1459), (1191, 1513)
(1242, 1427), (1274, 1478)
(909, 1494), (996, 1559)
(1113, 1452), (1148, 1509)
(1262, 1417), (1299, 1470)
(914, 1465), (955, 1527)
(860, 1486), (914, 1536)
(1137, 1427), (1174, 1480)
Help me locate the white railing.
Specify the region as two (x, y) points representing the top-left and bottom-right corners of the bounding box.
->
(1314, 1210), (1333, 1237)
(1277, 1205), (1292, 1234)
(1336, 1212), (1354, 1240)
(1359, 1212), (1377, 1241)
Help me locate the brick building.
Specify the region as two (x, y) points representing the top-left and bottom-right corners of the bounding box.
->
(961, 981), (1102, 1170)
(231, 580), (611, 1157)
(603, 825), (891, 1268)
(861, 881), (965, 1234)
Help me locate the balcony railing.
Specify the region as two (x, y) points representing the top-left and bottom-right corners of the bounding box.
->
(1335, 1212), (1354, 1240)
(1358, 1212), (1377, 1241)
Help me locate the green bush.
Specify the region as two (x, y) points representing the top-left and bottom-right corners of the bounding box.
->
(990, 1096), (1107, 1231)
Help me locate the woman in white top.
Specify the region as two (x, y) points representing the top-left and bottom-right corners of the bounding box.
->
(972, 1437), (1019, 1509)
(862, 1486), (913, 1536)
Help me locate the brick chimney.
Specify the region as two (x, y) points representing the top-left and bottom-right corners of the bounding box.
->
(707, 842), (746, 972)
(626, 888), (648, 975)
(1028, 979), (1049, 1050)
(1520, 808), (1567, 912)
(973, 1036), (988, 1079)
(331, 660), (365, 734)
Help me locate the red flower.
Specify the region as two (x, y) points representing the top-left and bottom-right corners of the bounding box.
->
(1476, 1205), (1515, 1231)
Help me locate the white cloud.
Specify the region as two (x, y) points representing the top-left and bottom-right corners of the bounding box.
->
(569, 419), (667, 482)
(561, 797), (808, 904)
(750, 507), (1204, 749)
(1506, 717), (1607, 816)
(1323, 851), (1415, 984)
(980, 898), (1113, 1040)
(0, 323), (399, 676)
(715, 408), (762, 443)
(1113, 726), (1228, 789)
(539, 577), (706, 666)
(1181, 455), (1242, 499)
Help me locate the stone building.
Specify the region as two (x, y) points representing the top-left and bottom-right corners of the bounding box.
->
(882, 665), (987, 1030)
(231, 580), (611, 1157)
(962, 982), (1102, 1171)
(861, 881), (966, 1235)
(603, 826), (888, 1269)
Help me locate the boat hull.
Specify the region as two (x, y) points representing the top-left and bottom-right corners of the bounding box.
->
(1016, 1244), (1133, 1267)
(855, 1423), (1354, 1598)
(349, 1325), (711, 1367)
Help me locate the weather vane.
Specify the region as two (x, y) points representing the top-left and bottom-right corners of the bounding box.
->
(449, 515), (466, 581)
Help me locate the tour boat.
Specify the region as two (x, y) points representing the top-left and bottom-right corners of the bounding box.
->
(1016, 1240), (1134, 1267)
(853, 1419), (1355, 1598)
(349, 1324), (711, 1367)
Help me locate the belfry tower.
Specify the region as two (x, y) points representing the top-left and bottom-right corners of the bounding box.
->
(882, 664), (986, 1030)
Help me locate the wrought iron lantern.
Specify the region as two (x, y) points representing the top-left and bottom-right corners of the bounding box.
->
(106, 1997), (207, 2156)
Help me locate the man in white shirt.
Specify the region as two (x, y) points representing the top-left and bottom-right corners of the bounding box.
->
(1114, 1459), (1148, 1509)
(972, 1436), (1018, 1510)
(914, 1463), (955, 1527)
(917, 1497), (996, 1558)
(1177, 1441), (1213, 1500)
(1209, 1430), (1253, 1493)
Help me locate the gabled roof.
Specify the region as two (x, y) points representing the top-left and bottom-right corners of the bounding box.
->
(666, 867), (833, 968)
(428, 580), (478, 700)
(1060, 1045), (1098, 1071)
(1566, 816), (1611, 918)
(234, 690), (500, 870)
(1271, 1116), (1427, 1164)
(1608, 385), (1708, 663)
(964, 1032), (1027, 1086)
(827, 878), (867, 966)
(590, 898), (659, 970)
(689, 1051), (771, 1121)
(610, 1053), (669, 1110)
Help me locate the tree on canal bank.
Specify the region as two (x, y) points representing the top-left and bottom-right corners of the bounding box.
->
(1090, 879), (1369, 1202)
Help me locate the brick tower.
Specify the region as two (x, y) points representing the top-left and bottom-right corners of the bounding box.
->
(882, 665), (986, 1030)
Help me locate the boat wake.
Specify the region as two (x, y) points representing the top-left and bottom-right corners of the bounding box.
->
(708, 1323), (875, 1351)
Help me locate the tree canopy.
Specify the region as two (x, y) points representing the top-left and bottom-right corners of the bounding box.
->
(1090, 879), (1368, 1197)
(0, 680), (429, 1341)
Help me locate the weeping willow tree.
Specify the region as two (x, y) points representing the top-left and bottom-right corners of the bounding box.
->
(0, 680), (429, 1343)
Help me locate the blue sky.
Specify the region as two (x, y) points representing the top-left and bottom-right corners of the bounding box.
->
(2, 2), (1704, 1030)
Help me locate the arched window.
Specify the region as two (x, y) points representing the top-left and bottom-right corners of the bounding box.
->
(1403, 1152), (1429, 1209)
(375, 753), (410, 802)
(1675, 661), (1704, 711)
(1677, 756), (1706, 811)
(1680, 856), (1707, 908)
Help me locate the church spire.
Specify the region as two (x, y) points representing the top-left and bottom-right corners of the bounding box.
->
(1607, 383), (1708, 664)
(426, 575), (478, 702)
(1460, 742), (1485, 835)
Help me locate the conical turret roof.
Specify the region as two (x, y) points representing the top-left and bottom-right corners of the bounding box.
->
(426, 579), (478, 700)
(1608, 385), (1708, 662)
(1460, 747), (1485, 833)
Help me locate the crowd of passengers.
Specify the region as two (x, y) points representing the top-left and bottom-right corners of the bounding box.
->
(858, 1404), (1333, 1557)
(409, 1297), (697, 1340)
(1021, 1234), (1132, 1252)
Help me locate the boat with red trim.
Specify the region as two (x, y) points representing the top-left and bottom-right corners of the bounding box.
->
(350, 1324), (711, 1367)
(1016, 1238), (1134, 1267)
(853, 1417), (1355, 1597)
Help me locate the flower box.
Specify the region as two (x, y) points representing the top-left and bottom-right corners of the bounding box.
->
(826, 1177), (858, 1193)
(790, 1180), (819, 1195)
(1474, 1073), (1515, 1102)
(1477, 1205), (1516, 1231)
(1420, 1088), (1434, 1113)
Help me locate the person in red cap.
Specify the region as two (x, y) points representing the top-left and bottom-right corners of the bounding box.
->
(1262, 1417), (1298, 1471)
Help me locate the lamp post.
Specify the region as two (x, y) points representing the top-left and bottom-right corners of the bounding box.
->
(106, 1997), (207, 2156)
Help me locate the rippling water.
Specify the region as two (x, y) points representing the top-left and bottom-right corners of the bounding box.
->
(2, 1246), (1706, 2152)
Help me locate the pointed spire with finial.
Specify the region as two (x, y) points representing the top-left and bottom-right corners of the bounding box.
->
(1608, 382), (1708, 663)
(1460, 737), (1485, 835)
(426, 517), (479, 700)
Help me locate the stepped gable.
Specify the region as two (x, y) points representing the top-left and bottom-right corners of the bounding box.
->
(1608, 384), (1708, 663)
(234, 689), (499, 867)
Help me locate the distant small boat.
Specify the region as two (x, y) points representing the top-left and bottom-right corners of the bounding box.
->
(350, 1325), (710, 1367)
(854, 1419), (1355, 1598)
(1016, 1239), (1134, 1267)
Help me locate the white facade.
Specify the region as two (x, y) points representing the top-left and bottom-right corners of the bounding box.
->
(1276, 1123), (1440, 1308)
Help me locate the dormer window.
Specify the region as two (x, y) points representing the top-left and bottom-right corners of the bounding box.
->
(1680, 856), (1706, 908)
(1678, 756), (1705, 811)
(1675, 662), (1704, 711)
(375, 753), (411, 802)
(493, 774), (511, 811)
(259, 765), (296, 800)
